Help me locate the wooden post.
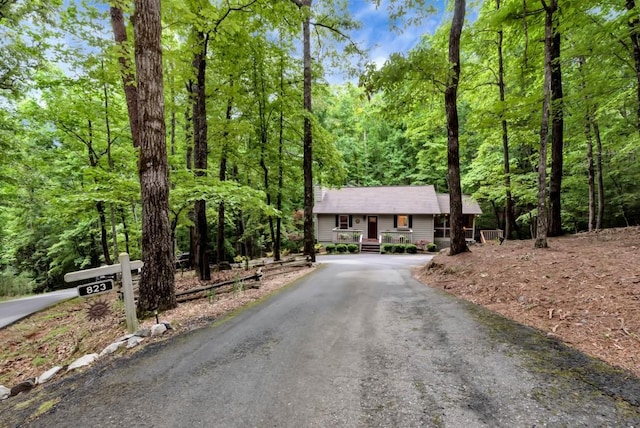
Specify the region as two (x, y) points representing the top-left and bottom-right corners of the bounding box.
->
(64, 254), (142, 334)
(119, 253), (139, 333)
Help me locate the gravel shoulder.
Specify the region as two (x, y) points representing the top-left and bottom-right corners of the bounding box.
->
(3, 254), (640, 427)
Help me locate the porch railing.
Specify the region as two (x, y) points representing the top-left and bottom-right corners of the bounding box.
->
(480, 229), (503, 243)
(332, 228), (364, 251)
(379, 230), (413, 244)
(465, 228), (475, 241)
(435, 228), (475, 241)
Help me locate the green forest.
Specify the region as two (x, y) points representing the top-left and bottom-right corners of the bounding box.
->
(1, 0), (639, 298)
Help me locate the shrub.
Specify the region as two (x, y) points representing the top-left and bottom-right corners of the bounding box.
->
(427, 243), (437, 252)
(406, 244), (417, 254)
(314, 243), (323, 253)
(381, 244), (394, 254)
(325, 244), (336, 253)
(0, 268), (34, 298)
(347, 243), (358, 253)
(336, 244), (348, 253)
(393, 244), (406, 253)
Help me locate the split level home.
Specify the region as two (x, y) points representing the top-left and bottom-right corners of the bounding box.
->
(313, 185), (482, 252)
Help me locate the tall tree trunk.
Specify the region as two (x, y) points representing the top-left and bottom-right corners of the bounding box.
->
(521, 0), (529, 85)
(86, 119), (113, 265)
(191, 30), (210, 280)
(275, 58), (285, 262)
(547, 0), (563, 237)
(134, 0), (176, 312)
(626, 0), (640, 134)
(231, 165), (246, 258)
(272, 38), (287, 262)
(118, 207), (131, 254)
(184, 106), (196, 268)
(585, 117), (596, 232)
(593, 119), (605, 229)
(535, 0), (554, 249)
(301, 0), (315, 262)
(217, 95), (233, 264)
(103, 65), (119, 259)
(445, 0), (468, 255)
(96, 201), (113, 265)
(496, 0), (513, 240)
(109, 4), (140, 148)
(254, 55), (276, 254)
(578, 56), (596, 232)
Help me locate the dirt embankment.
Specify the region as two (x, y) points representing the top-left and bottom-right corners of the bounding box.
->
(416, 226), (640, 378)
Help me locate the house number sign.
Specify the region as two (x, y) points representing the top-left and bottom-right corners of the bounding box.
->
(77, 279), (114, 297)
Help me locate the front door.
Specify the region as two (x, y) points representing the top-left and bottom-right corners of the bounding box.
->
(367, 216), (378, 240)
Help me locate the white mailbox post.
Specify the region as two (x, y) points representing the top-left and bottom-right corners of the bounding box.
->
(64, 253), (142, 333)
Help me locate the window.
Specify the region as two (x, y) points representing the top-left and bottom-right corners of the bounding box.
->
(463, 215), (474, 228)
(339, 215), (349, 230)
(397, 215), (409, 229)
(434, 215), (448, 238)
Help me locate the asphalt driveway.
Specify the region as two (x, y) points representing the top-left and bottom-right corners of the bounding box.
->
(5, 254), (640, 427)
(0, 288), (78, 329)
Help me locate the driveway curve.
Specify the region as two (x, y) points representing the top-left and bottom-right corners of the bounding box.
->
(6, 254), (640, 427)
(0, 288), (78, 329)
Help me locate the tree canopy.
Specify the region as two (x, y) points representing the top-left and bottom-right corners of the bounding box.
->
(1, 0), (639, 296)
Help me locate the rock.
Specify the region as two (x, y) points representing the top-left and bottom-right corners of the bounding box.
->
(0, 385), (10, 400)
(67, 354), (99, 372)
(161, 321), (174, 330)
(151, 323), (167, 337)
(116, 333), (135, 342)
(10, 379), (35, 397)
(37, 366), (63, 384)
(133, 328), (150, 338)
(100, 341), (125, 357)
(126, 336), (144, 348)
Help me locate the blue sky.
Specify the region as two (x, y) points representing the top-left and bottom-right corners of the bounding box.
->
(347, 0), (446, 70)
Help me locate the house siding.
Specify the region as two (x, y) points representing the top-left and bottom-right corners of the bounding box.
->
(316, 214), (335, 243)
(317, 213), (435, 244)
(411, 214), (434, 243)
(377, 215), (395, 237)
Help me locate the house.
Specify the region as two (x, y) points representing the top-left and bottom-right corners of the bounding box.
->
(313, 185), (482, 251)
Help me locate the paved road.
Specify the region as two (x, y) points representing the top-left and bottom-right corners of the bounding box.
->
(0, 288), (78, 328)
(7, 255), (640, 427)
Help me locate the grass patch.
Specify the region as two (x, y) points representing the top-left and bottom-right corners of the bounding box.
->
(15, 397), (37, 410)
(32, 355), (47, 367)
(32, 398), (60, 418)
(42, 325), (71, 341)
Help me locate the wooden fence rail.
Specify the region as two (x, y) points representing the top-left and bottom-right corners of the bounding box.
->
(480, 229), (504, 243)
(176, 272), (263, 299)
(174, 258), (312, 303)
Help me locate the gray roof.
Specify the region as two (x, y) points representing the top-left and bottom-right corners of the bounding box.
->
(313, 186), (482, 215)
(436, 194), (483, 215)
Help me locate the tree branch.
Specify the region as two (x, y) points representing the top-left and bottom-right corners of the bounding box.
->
(311, 20), (363, 55)
(212, 0), (259, 34)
